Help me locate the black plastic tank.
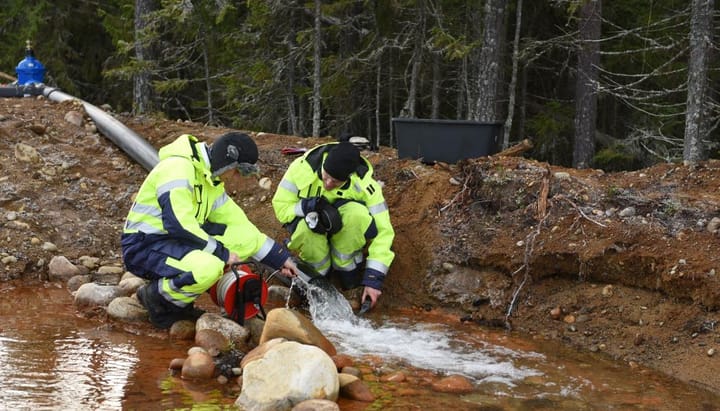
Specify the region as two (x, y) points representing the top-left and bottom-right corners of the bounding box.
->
(393, 118), (503, 163)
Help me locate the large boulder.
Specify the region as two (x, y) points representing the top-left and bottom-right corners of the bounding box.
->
(236, 340), (339, 410)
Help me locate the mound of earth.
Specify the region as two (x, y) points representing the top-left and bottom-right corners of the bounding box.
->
(1, 96), (719, 394)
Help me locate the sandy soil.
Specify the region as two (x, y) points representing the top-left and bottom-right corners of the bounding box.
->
(1, 96), (719, 395)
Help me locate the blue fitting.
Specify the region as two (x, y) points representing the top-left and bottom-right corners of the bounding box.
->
(16, 41), (45, 85)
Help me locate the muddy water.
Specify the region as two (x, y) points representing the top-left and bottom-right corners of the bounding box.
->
(1, 280), (719, 411)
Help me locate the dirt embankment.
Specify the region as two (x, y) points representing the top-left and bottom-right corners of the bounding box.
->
(1, 96), (719, 394)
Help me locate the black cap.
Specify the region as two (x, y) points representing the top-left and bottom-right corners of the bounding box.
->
(210, 132), (258, 177)
(323, 142), (360, 181)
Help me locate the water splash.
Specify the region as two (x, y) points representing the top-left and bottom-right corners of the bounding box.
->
(289, 276), (541, 385)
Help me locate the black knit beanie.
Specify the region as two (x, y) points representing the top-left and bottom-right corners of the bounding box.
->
(209, 132), (258, 177)
(323, 142), (360, 181)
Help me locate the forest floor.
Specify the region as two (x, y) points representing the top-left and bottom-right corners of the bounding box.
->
(1, 96), (719, 395)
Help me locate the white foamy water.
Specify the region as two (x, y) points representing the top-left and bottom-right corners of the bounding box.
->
(290, 278), (543, 385)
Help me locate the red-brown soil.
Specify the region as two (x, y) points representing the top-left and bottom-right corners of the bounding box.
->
(1, 96), (719, 394)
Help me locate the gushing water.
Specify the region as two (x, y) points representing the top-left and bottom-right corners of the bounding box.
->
(289, 277), (542, 385)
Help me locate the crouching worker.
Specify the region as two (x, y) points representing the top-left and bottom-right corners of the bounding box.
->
(122, 132), (298, 329)
(271, 142), (395, 310)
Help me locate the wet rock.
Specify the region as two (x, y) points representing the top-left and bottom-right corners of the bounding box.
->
(291, 399), (340, 411)
(95, 265), (124, 284)
(181, 351), (215, 380)
(169, 358), (185, 371)
(340, 366), (362, 379)
(48, 255), (81, 281)
(169, 321), (196, 340)
(244, 316), (265, 347)
(380, 371), (406, 382)
(67, 274), (92, 291)
(188, 346), (208, 356)
(260, 308), (337, 356)
(117, 275), (145, 296)
(237, 340), (339, 410)
(106, 296), (146, 321)
(74, 282), (123, 307)
(331, 354), (354, 370)
(78, 255), (100, 269)
(242, 338), (287, 368)
(195, 328), (230, 355)
(340, 379), (375, 402)
(196, 313), (250, 348)
(431, 374), (474, 394)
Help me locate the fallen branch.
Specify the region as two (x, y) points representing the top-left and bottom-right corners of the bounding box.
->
(495, 138), (533, 157)
(554, 194), (607, 227)
(0, 71), (17, 82)
(440, 175), (471, 212)
(536, 166), (550, 221)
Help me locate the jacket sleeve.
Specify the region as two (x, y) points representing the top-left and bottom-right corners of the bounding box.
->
(210, 191), (291, 270)
(362, 177), (395, 275)
(155, 157), (229, 261)
(272, 158), (311, 224)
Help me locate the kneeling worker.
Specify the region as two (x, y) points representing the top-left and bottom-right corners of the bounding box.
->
(271, 141), (395, 310)
(122, 132), (297, 328)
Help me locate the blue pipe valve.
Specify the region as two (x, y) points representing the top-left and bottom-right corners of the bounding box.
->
(16, 40), (46, 85)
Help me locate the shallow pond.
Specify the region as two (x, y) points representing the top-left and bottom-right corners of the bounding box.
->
(1, 280), (719, 410)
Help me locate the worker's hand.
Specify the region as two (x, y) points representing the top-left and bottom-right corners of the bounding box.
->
(362, 286), (382, 308)
(279, 257), (298, 278)
(227, 252), (241, 267)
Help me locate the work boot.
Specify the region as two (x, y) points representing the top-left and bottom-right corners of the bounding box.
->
(136, 281), (205, 329)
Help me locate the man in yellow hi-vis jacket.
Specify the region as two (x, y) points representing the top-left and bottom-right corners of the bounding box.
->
(272, 142), (395, 310)
(122, 132), (297, 328)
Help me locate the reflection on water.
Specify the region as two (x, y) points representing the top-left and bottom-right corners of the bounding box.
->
(0, 283), (137, 411)
(1, 279), (720, 410)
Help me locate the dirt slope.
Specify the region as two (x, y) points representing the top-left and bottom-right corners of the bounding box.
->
(1, 96), (719, 394)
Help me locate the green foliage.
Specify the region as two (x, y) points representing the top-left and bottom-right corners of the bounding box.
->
(0, 0), (711, 162)
(593, 145), (642, 172)
(527, 101), (574, 166)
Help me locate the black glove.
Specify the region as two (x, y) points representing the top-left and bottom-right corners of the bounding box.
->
(300, 197), (321, 215)
(305, 200), (342, 235)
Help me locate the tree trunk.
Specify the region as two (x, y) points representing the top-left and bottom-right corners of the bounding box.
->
(683, 0), (714, 165)
(312, 0), (322, 137)
(572, 0), (601, 169)
(376, 48), (382, 148)
(431, 51), (440, 119)
(503, 0), (523, 150)
(473, 0), (506, 122)
(400, 0), (425, 118)
(201, 40), (214, 125)
(133, 0), (158, 114)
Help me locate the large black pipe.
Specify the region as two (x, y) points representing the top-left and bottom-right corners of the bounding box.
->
(41, 86), (159, 171)
(0, 84), (44, 97)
